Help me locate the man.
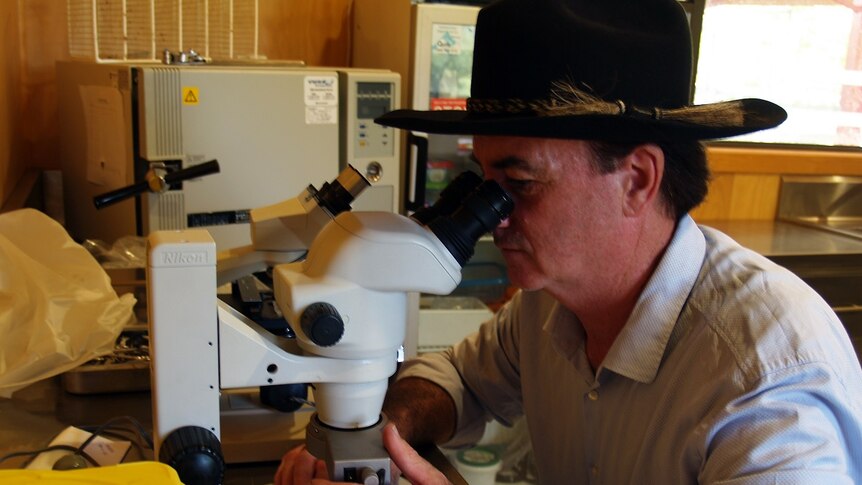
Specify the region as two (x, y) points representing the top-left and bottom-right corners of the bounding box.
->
(277, 0), (862, 483)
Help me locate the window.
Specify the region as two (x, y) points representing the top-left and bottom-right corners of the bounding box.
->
(693, 0), (862, 148)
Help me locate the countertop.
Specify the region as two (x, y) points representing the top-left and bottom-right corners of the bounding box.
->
(0, 377), (282, 484)
(701, 219), (862, 258)
(0, 377), (468, 484)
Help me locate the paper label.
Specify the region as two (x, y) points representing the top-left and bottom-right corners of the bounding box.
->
(304, 76), (338, 106)
(26, 426), (131, 470)
(304, 76), (338, 125)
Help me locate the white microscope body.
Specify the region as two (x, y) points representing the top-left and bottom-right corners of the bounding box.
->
(147, 167), (511, 484)
(274, 210), (465, 427)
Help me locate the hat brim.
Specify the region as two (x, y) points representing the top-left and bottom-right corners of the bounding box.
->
(376, 98), (787, 142)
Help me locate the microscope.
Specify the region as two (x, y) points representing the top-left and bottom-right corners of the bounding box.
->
(146, 166), (512, 484)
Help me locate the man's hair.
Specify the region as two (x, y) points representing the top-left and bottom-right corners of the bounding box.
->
(587, 140), (709, 220)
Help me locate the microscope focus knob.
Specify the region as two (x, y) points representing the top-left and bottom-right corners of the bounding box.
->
(360, 466), (382, 485)
(159, 426), (225, 485)
(301, 302), (344, 347)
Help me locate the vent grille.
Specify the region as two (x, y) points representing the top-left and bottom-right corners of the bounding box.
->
(67, 0), (260, 63)
(158, 191), (186, 230)
(152, 68), (183, 157)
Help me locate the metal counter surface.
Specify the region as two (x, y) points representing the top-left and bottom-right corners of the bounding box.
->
(701, 219), (862, 257)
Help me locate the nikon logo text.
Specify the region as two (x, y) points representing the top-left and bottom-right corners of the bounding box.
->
(162, 251), (208, 265)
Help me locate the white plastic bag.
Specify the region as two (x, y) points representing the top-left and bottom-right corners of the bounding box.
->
(0, 209), (136, 397)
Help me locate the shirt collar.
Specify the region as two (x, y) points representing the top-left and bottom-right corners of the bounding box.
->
(599, 215), (706, 383)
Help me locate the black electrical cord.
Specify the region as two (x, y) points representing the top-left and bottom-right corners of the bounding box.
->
(77, 416), (154, 453)
(0, 444), (98, 468)
(0, 415), (153, 469)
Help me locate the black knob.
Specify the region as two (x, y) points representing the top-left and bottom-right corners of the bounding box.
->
(159, 426), (225, 485)
(300, 302), (344, 347)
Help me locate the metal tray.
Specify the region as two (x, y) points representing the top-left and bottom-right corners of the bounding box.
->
(62, 327), (151, 395)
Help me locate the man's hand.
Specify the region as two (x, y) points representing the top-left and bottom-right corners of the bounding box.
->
(382, 422), (451, 485)
(274, 424), (450, 485)
(273, 444), (353, 485)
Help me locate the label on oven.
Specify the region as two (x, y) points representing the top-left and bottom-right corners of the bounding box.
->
(304, 75), (338, 125)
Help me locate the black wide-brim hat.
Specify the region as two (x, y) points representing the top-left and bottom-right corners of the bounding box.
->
(376, 0), (787, 141)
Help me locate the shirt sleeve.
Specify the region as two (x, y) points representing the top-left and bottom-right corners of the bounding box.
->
(397, 291), (525, 448)
(700, 361), (862, 484)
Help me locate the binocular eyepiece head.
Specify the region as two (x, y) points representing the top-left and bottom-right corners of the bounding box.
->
(423, 172), (514, 267)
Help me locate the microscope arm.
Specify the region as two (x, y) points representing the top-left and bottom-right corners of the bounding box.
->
(215, 245), (304, 287)
(149, 231), (397, 463)
(217, 300), (396, 389)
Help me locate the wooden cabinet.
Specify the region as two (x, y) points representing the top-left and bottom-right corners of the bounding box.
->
(692, 146), (862, 221)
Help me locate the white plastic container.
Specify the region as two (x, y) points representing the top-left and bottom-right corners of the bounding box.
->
(454, 445), (503, 485)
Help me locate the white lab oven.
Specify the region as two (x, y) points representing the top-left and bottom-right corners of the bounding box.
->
(57, 61), (400, 250)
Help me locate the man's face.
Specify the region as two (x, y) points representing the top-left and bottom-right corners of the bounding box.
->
(473, 135), (628, 293)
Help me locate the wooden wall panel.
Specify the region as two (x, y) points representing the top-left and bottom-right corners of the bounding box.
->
(691, 174), (735, 221)
(1, 1), (24, 208)
(707, 145), (862, 176)
(728, 174), (781, 219)
(17, 0), (69, 172)
(1, 0), (68, 208)
(258, 0), (353, 67)
(692, 173), (781, 221)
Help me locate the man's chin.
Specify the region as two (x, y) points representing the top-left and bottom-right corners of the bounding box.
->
(503, 263), (543, 292)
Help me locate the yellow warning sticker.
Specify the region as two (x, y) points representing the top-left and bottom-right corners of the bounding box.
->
(182, 87), (199, 105)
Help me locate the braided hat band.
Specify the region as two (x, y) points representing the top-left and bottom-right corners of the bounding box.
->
(465, 82), (772, 128)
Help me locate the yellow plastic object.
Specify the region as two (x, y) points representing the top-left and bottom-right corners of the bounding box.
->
(0, 461), (184, 484)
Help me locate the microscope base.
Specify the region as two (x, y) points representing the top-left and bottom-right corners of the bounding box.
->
(306, 414), (392, 485)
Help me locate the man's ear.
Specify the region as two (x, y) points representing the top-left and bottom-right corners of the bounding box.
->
(620, 143), (664, 217)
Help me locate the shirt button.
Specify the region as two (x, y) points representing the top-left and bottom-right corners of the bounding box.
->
(587, 390), (599, 401)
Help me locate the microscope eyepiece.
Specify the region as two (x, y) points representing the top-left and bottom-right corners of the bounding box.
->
(410, 170), (483, 226)
(314, 165), (371, 216)
(428, 180), (513, 267)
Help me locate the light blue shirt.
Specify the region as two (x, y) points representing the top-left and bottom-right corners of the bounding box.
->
(400, 215), (862, 484)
